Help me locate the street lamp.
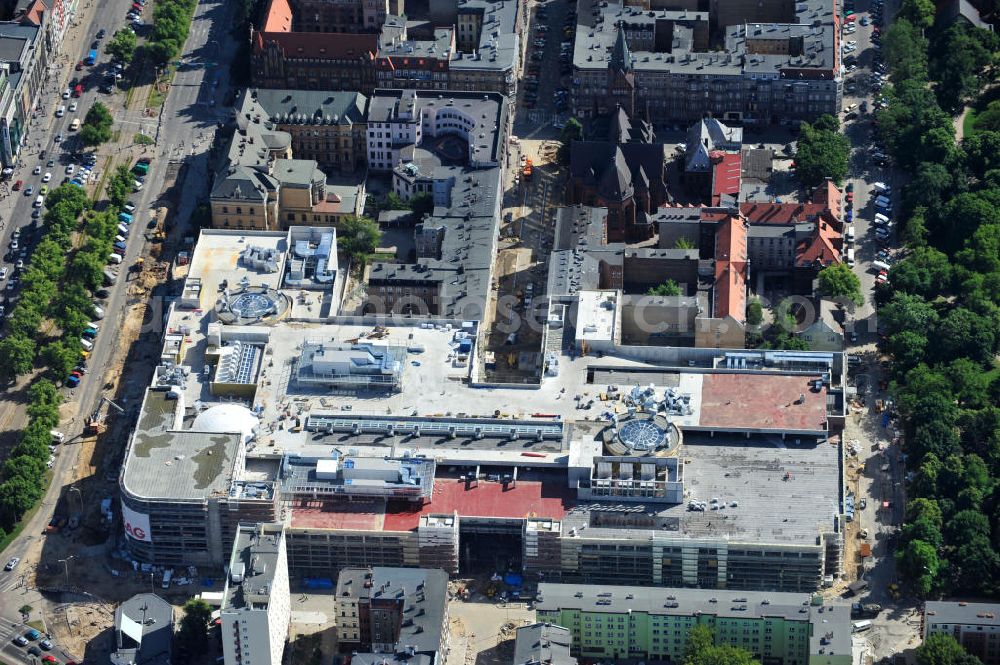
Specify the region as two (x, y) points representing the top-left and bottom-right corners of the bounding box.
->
(68, 486), (82, 517)
(57, 556), (74, 587)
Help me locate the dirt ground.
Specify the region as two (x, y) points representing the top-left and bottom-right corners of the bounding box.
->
(446, 582), (536, 665)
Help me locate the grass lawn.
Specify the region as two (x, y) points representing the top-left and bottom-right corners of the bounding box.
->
(963, 106), (980, 137)
(26, 620), (45, 633)
(963, 85), (1000, 137)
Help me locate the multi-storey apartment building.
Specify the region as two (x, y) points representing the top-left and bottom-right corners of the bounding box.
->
(221, 524), (291, 665)
(571, 0), (841, 124)
(336, 567), (449, 663)
(925, 602), (1000, 665)
(252, 0), (523, 97)
(536, 584), (852, 665)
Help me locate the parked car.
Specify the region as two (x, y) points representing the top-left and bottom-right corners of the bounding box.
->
(13, 635), (28, 646)
(4, 557), (19, 570)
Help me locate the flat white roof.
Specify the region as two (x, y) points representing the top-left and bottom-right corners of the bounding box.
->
(575, 290), (617, 343)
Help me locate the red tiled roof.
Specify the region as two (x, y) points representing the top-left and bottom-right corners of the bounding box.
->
(257, 30), (378, 59)
(262, 0), (291, 32)
(739, 201), (830, 225)
(256, 0), (378, 60)
(20, 0), (46, 25)
(711, 152), (742, 206)
(811, 179), (842, 218)
(713, 214), (748, 321)
(796, 219), (842, 267)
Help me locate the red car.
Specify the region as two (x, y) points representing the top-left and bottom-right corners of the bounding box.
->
(846, 192), (854, 203)
(12, 179), (21, 191)
(42, 656), (58, 664)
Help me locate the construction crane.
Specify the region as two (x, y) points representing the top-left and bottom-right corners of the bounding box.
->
(85, 396), (125, 435)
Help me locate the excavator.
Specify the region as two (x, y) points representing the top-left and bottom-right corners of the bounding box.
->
(85, 396), (125, 435)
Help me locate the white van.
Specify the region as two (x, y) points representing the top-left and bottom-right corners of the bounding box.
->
(874, 213), (890, 225)
(872, 260), (891, 273)
(108, 253), (123, 264)
(80, 337), (94, 351)
(117, 223), (129, 235)
(56, 105), (66, 117)
(34, 194), (43, 207)
(161, 569), (173, 588)
(845, 225), (855, 242)
(114, 234), (126, 244)
(852, 620), (873, 633)
(846, 247), (856, 266)
(872, 182), (890, 194)
(70, 118), (80, 131)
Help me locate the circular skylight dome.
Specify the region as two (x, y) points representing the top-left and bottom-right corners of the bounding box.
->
(192, 404), (258, 444)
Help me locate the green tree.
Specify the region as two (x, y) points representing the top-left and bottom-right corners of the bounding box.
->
(917, 633), (983, 665)
(746, 299), (763, 327)
(0, 334), (36, 379)
(934, 307), (998, 365)
(793, 118), (850, 187)
(40, 341), (81, 379)
(883, 19), (930, 83)
(895, 539), (940, 596)
(888, 247), (952, 298)
(337, 216), (381, 268)
(176, 599), (213, 663)
(107, 166), (134, 209)
(684, 625), (715, 663)
(81, 102), (114, 145)
(674, 236), (696, 249)
(384, 192), (409, 211)
(557, 117), (583, 164)
(817, 263), (862, 305)
(899, 0), (935, 30)
(105, 28), (137, 64)
(646, 280), (681, 297)
(931, 25), (995, 113)
(409, 193), (434, 216)
(684, 624), (760, 665)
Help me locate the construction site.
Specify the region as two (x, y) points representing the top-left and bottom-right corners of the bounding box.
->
(482, 139), (563, 383)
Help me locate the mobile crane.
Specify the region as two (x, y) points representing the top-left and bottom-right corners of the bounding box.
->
(85, 396), (125, 435)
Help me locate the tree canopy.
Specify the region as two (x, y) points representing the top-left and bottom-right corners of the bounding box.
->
(792, 116), (850, 187)
(80, 102), (114, 146)
(646, 280), (681, 297)
(876, 15), (1000, 598)
(337, 216), (381, 269)
(105, 28), (137, 65)
(817, 263), (863, 305)
(684, 625), (761, 665)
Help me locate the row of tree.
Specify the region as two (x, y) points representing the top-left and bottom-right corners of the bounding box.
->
(0, 185), (91, 379)
(877, 9), (1000, 596)
(0, 166), (137, 533)
(146, 0), (198, 65)
(0, 380), (63, 533)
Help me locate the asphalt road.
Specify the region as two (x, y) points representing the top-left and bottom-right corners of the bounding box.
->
(0, 0), (238, 656)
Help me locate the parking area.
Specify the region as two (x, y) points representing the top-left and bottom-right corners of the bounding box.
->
(513, 0), (574, 139)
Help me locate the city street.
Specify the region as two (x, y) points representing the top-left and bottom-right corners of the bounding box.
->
(0, 0), (238, 654)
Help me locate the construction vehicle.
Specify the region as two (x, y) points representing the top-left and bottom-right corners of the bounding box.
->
(522, 158), (533, 179)
(85, 396), (125, 435)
